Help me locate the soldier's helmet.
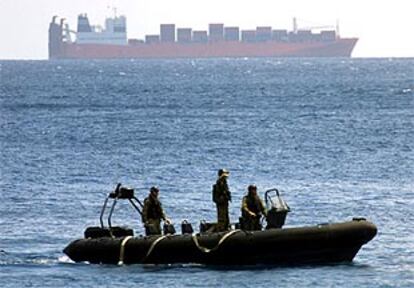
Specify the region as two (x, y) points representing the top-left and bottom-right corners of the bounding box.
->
(150, 186), (159, 193)
(218, 169), (230, 177)
(248, 184), (257, 192)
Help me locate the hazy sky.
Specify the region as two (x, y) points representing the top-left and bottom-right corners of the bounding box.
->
(0, 0), (413, 59)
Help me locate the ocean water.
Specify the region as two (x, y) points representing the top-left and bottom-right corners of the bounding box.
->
(0, 58), (413, 287)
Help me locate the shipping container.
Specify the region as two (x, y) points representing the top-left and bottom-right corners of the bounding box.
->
(224, 27), (240, 41)
(241, 30), (256, 42)
(192, 30), (208, 43)
(160, 24), (175, 42)
(209, 24), (224, 42)
(256, 26), (272, 42)
(272, 30), (288, 42)
(177, 28), (192, 43)
(321, 30), (336, 41)
(145, 35), (160, 44)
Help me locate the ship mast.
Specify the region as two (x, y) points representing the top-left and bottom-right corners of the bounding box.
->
(293, 17), (298, 33)
(336, 19), (340, 38)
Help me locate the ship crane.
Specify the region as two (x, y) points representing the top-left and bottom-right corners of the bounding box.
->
(59, 18), (76, 43)
(63, 24), (77, 43)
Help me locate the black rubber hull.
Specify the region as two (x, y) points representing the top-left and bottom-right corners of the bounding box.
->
(64, 220), (377, 265)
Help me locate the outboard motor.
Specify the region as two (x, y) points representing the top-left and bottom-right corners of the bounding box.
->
(265, 188), (290, 229)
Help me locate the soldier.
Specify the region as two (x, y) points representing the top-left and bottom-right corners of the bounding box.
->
(241, 185), (267, 231)
(142, 186), (170, 235)
(212, 169), (232, 232)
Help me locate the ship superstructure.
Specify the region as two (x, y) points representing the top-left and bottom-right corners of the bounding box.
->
(49, 14), (358, 59)
(76, 14), (127, 45)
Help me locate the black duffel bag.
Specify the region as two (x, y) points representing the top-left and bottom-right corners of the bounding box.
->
(163, 223), (176, 235)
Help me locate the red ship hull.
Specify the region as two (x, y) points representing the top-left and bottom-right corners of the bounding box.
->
(55, 38), (357, 59)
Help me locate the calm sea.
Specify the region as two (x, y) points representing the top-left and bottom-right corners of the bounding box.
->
(0, 58), (413, 287)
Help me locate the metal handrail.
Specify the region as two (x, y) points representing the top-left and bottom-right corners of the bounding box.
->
(264, 188), (290, 211)
(99, 183), (144, 231)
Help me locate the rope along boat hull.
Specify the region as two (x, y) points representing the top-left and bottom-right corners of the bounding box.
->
(63, 219), (377, 265)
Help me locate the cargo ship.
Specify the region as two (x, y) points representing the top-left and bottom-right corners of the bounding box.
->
(48, 14), (358, 59)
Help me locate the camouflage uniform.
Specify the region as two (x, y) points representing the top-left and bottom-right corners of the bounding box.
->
(241, 193), (266, 231)
(214, 176), (231, 232)
(142, 194), (166, 235)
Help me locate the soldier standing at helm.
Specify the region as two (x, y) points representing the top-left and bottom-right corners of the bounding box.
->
(213, 169), (232, 231)
(142, 186), (170, 235)
(241, 185), (267, 231)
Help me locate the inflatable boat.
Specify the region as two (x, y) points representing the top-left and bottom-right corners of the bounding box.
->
(63, 185), (377, 265)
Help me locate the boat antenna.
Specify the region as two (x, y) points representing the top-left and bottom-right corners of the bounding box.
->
(106, 4), (118, 18)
